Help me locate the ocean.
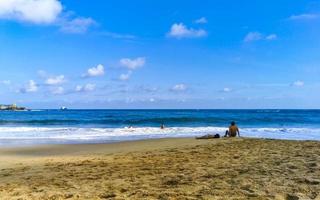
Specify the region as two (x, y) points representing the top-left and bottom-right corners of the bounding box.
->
(0, 109), (319, 146)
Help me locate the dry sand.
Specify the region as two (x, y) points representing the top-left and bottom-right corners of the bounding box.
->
(0, 137), (319, 199)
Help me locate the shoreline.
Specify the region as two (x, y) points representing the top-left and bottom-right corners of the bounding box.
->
(0, 137), (218, 155)
(0, 125), (320, 145)
(0, 137), (319, 199)
(0, 134), (319, 149)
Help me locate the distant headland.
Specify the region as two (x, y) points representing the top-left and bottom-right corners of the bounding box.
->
(0, 104), (27, 111)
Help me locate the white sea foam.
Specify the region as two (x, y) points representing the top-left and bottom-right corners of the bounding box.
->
(0, 127), (319, 143)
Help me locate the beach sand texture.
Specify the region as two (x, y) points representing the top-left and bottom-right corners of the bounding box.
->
(0, 138), (319, 199)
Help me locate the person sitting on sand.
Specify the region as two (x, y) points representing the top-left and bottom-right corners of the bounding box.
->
(225, 121), (240, 137)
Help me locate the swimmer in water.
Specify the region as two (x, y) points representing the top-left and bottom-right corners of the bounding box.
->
(160, 123), (165, 129)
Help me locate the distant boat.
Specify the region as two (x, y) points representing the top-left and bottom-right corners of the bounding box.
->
(60, 107), (68, 110)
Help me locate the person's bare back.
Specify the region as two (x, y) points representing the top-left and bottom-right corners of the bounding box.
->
(225, 121), (240, 137)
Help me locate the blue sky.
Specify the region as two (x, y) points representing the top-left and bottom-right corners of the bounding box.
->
(0, 0), (320, 109)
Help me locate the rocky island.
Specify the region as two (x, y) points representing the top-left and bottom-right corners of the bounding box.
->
(0, 104), (27, 111)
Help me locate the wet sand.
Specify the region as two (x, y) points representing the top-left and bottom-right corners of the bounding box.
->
(0, 137), (319, 199)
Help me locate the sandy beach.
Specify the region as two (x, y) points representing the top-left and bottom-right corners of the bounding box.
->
(0, 138), (319, 200)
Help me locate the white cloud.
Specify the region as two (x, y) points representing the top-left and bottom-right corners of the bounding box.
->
(194, 17), (207, 24)
(0, 0), (95, 34)
(244, 32), (263, 42)
(1, 80), (11, 85)
(266, 34), (277, 40)
(139, 86), (158, 93)
(292, 80), (304, 87)
(45, 75), (65, 85)
(244, 32), (277, 42)
(120, 57), (146, 70)
(100, 31), (136, 39)
(75, 83), (96, 92)
(168, 23), (207, 39)
(289, 14), (319, 20)
(19, 80), (38, 93)
(59, 17), (96, 34)
(83, 64), (105, 77)
(0, 0), (62, 24)
(222, 87), (232, 92)
(149, 98), (155, 102)
(51, 86), (64, 95)
(37, 70), (47, 78)
(171, 84), (187, 92)
(119, 71), (132, 81)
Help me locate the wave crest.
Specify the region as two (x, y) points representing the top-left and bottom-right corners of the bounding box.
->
(0, 126), (318, 141)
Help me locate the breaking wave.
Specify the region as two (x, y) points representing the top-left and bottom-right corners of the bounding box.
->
(0, 126), (318, 141)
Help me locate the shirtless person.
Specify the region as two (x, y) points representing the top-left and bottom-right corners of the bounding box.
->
(225, 121), (240, 137)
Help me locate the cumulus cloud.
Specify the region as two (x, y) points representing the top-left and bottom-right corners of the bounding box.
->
(244, 32), (277, 42)
(119, 71), (132, 81)
(171, 84), (187, 92)
(75, 83), (96, 92)
(194, 17), (208, 24)
(0, 0), (95, 34)
(0, 0), (62, 24)
(167, 23), (207, 39)
(19, 80), (38, 93)
(292, 80), (304, 87)
(289, 14), (319, 20)
(59, 17), (96, 34)
(83, 64), (105, 77)
(120, 57), (146, 70)
(45, 75), (65, 85)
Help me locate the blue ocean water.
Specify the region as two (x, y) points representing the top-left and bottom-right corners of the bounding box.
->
(0, 109), (319, 146)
